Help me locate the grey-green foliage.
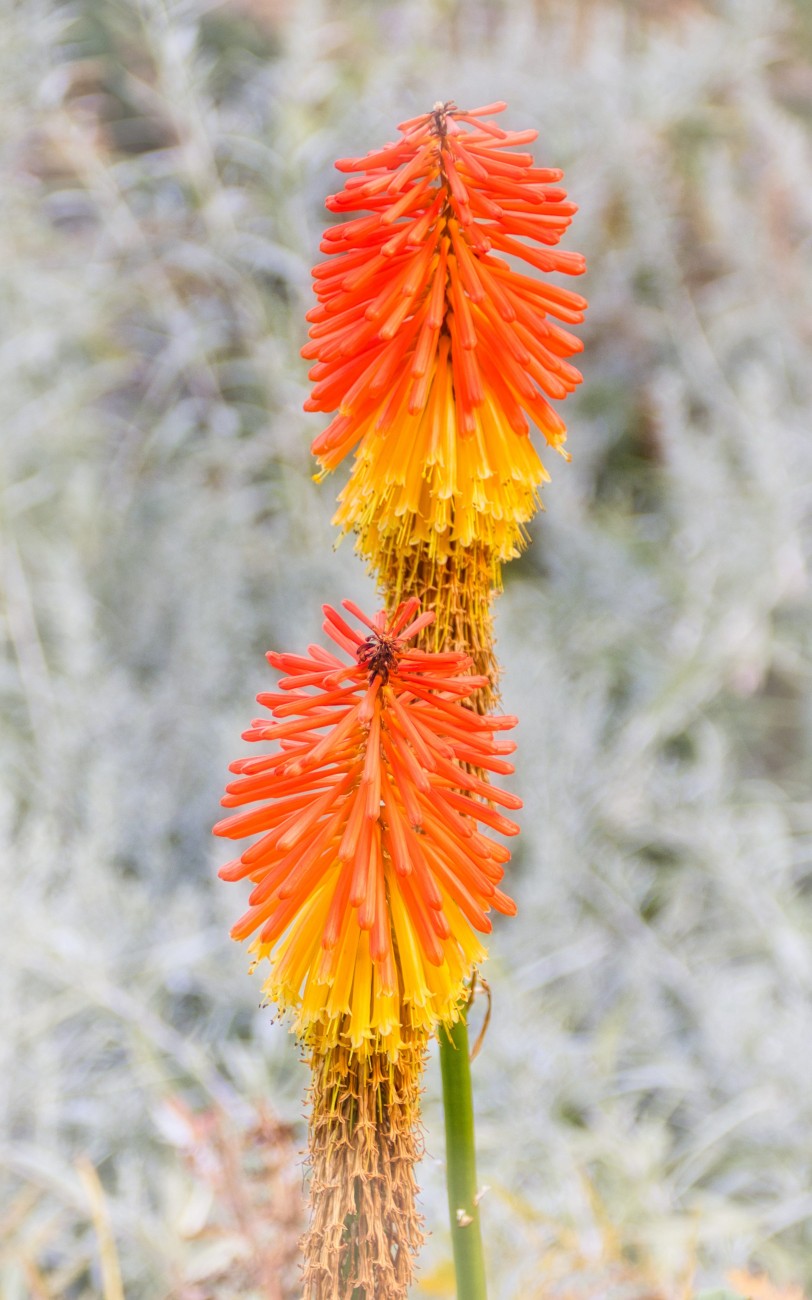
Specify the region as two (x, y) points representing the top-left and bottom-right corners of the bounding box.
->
(2, 0), (812, 1296)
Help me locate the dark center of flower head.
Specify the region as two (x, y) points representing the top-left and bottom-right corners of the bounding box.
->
(429, 100), (457, 140)
(357, 630), (400, 685)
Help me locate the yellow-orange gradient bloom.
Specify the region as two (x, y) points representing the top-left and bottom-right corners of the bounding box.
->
(305, 100), (587, 564)
(214, 598), (520, 1056)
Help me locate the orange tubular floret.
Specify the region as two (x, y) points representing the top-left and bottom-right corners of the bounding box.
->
(214, 599), (521, 1055)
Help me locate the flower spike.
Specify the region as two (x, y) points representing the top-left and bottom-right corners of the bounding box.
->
(305, 101), (587, 569)
(214, 599), (520, 1057)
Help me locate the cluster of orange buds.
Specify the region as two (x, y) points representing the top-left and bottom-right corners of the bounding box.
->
(214, 598), (520, 1057)
(304, 100), (586, 584)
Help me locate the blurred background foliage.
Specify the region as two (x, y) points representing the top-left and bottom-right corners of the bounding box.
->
(2, 0), (812, 1296)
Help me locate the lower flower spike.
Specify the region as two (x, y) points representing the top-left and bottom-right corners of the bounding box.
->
(214, 596), (520, 1057)
(214, 597), (522, 1297)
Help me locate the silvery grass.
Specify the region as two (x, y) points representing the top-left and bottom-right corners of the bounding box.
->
(2, 0), (812, 1295)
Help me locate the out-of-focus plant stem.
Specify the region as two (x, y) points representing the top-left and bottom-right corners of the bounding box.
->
(439, 1004), (488, 1300)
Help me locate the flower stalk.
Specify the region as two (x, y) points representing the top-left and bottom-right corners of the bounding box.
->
(439, 1005), (488, 1300)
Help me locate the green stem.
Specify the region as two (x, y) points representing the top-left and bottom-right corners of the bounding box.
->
(439, 1005), (488, 1300)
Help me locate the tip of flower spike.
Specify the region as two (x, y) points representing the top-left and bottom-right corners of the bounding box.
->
(396, 101), (508, 134)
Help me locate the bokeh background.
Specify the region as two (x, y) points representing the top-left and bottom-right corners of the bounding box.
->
(3, 1), (812, 1296)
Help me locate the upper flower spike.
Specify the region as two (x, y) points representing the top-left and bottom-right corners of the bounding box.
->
(304, 101), (587, 562)
(214, 598), (521, 1056)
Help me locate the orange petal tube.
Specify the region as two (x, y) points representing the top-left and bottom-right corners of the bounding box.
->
(214, 598), (521, 1057)
(305, 100), (587, 566)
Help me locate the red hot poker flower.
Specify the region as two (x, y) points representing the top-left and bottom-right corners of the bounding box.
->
(304, 101), (587, 563)
(213, 598), (520, 1056)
